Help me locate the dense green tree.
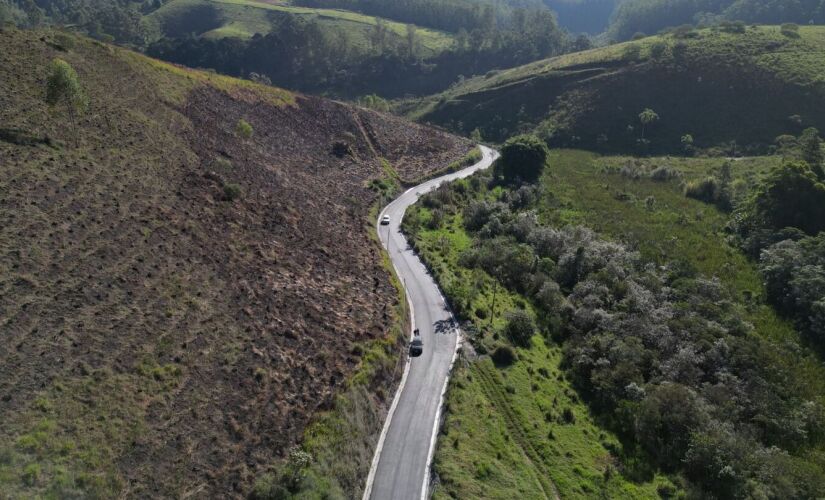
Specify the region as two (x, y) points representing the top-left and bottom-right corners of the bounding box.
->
(503, 309), (535, 347)
(496, 134), (548, 183)
(0, 1), (11, 24)
(21, 0), (43, 26)
(751, 161), (825, 235)
(799, 127), (824, 177)
(636, 384), (707, 470)
(638, 108), (659, 140)
(761, 234), (825, 346)
(405, 23), (419, 59)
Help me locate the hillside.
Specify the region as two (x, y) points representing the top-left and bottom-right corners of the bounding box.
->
(607, 0), (825, 42)
(407, 25), (825, 154)
(403, 149), (825, 498)
(0, 26), (470, 497)
(144, 0), (456, 55)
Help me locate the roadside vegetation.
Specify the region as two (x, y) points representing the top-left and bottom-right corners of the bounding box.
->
(403, 135), (825, 498)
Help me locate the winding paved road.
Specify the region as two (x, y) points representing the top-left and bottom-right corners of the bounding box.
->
(364, 145), (498, 500)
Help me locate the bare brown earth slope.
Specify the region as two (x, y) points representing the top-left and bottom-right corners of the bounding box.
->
(0, 27), (470, 498)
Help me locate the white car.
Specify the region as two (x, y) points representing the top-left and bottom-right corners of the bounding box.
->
(380, 214), (391, 225)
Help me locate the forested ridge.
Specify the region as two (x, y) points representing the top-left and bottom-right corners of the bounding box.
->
(144, 0), (569, 97)
(607, 0), (825, 41)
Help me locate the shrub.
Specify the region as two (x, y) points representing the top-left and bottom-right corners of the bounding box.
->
(719, 21), (746, 34)
(331, 141), (351, 158)
(684, 177), (719, 204)
(22, 463), (40, 486)
(212, 157), (232, 170)
(491, 345), (517, 366)
(562, 407), (576, 424)
(623, 43), (641, 61)
(356, 93), (389, 112)
(223, 183), (242, 201)
(236, 119), (253, 139)
(780, 23), (800, 38)
(650, 165), (679, 181)
(502, 310), (535, 347)
(53, 32), (76, 50)
(649, 41), (667, 59)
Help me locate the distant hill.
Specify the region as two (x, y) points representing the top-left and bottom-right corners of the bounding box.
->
(0, 26), (469, 498)
(142, 0), (569, 98)
(144, 0), (456, 56)
(606, 0), (825, 41)
(406, 25), (825, 154)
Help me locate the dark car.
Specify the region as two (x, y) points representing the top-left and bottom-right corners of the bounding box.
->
(409, 329), (423, 357)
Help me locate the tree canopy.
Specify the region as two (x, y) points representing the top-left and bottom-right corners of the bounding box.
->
(750, 161), (825, 236)
(45, 58), (88, 144)
(496, 134), (549, 183)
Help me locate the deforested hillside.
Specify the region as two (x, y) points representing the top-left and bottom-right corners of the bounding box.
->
(406, 25), (825, 154)
(0, 27), (470, 498)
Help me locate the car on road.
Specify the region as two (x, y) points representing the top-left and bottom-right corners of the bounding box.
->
(380, 214), (391, 225)
(409, 329), (423, 357)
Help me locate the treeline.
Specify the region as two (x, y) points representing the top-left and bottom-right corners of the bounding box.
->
(607, 0), (825, 41)
(2, 0), (155, 44)
(147, 10), (568, 97)
(728, 128), (825, 350)
(405, 137), (825, 497)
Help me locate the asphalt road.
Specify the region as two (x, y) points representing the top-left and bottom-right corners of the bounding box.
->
(364, 145), (498, 500)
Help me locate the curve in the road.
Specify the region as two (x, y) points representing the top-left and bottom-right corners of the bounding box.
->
(363, 145), (499, 500)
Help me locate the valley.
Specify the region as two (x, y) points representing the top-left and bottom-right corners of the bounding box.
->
(2, 0), (825, 498)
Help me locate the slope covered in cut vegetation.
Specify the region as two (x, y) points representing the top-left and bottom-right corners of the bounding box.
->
(407, 25), (825, 154)
(0, 26), (470, 498)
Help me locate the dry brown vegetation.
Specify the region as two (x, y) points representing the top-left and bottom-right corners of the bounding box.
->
(0, 27), (469, 497)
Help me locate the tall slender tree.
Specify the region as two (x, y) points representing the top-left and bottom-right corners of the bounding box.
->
(638, 108), (659, 140)
(45, 58), (89, 147)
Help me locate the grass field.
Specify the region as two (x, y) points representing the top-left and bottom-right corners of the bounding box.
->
(405, 205), (671, 499)
(145, 0), (456, 55)
(404, 149), (825, 498)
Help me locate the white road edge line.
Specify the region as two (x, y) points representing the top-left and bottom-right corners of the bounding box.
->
(363, 146), (495, 500)
(362, 203), (416, 500)
(420, 288), (462, 500)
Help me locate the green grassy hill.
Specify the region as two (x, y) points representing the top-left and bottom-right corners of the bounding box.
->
(144, 0), (456, 55)
(403, 149), (825, 498)
(406, 25), (825, 154)
(0, 26), (469, 498)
